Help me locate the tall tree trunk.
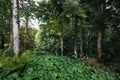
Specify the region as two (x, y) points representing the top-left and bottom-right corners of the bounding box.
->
(9, 17), (13, 49)
(58, 18), (64, 56)
(97, 0), (104, 62)
(98, 27), (105, 62)
(60, 24), (63, 56)
(87, 31), (91, 53)
(98, 28), (102, 62)
(12, 0), (20, 56)
(74, 16), (78, 58)
(79, 18), (84, 57)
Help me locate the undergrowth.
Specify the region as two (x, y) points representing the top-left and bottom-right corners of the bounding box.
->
(0, 52), (119, 80)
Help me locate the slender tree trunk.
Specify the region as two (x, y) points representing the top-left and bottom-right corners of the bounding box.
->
(97, 0), (104, 62)
(87, 31), (91, 53)
(12, 0), (20, 56)
(9, 17), (13, 49)
(79, 18), (84, 57)
(60, 24), (64, 56)
(58, 18), (64, 56)
(98, 27), (105, 62)
(98, 28), (102, 61)
(74, 16), (78, 58)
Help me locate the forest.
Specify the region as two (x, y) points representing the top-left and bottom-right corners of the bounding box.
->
(0, 0), (120, 79)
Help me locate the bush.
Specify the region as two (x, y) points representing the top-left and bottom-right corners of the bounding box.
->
(0, 54), (119, 80)
(4, 48), (14, 57)
(0, 50), (36, 79)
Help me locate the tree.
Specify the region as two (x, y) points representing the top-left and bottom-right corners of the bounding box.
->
(19, 0), (36, 49)
(9, 17), (13, 49)
(0, 0), (12, 50)
(62, 0), (86, 58)
(50, 0), (64, 55)
(79, 17), (83, 57)
(35, 0), (65, 55)
(73, 15), (79, 58)
(12, 0), (20, 56)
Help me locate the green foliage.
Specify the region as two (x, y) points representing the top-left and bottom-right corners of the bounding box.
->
(0, 50), (36, 79)
(19, 27), (37, 49)
(4, 48), (14, 57)
(0, 0), (120, 79)
(0, 0), (12, 49)
(0, 54), (119, 80)
(35, 22), (61, 54)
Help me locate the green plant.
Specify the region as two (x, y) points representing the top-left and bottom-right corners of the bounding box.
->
(0, 54), (119, 80)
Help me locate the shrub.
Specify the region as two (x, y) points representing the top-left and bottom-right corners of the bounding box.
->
(0, 54), (119, 80)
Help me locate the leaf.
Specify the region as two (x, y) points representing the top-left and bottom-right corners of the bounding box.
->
(0, 63), (2, 67)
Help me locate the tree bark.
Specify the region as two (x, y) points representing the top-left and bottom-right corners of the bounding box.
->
(74, 16), (78, 58)
(97, 26), (105, 63)
(9, 17), (13, 49)
(60, 24), (64, 56)
(12, 0), (20, 56)
(97, 0), (104, 62)
(98, 27), (102, 62)
(58, 18), (64, 56)
(80, 18), (84, 57)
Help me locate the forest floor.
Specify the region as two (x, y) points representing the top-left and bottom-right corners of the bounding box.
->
(0, 52), (119, 80)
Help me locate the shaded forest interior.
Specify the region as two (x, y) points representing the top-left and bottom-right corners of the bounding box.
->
(0, 0), (120, 79)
